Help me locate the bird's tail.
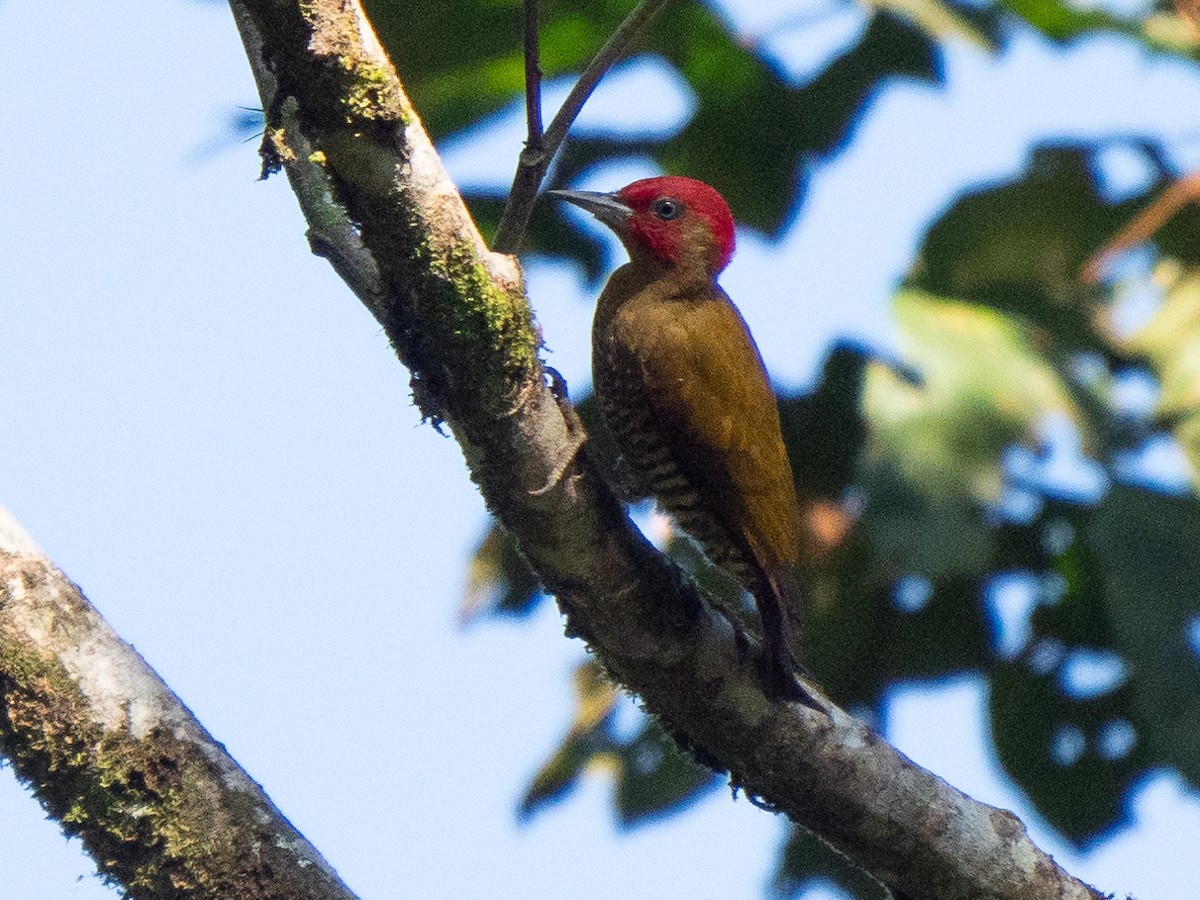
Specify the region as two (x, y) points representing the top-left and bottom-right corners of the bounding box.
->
(756, 566), (822, 711)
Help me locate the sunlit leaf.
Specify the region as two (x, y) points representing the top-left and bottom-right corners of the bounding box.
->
(996, 0), (1200, 56)
(995, 0), (1141, 42)
(1125, 262), (1200, 483)
(520, 661), (621, 819)
(860, 289), (1084, 577)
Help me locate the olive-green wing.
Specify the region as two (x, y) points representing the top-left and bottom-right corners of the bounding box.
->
(612, 286), (803, 572)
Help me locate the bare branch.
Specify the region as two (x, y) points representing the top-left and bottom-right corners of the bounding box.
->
(492, 0), (672, 254)
(1082, 171), (1200, 283)
(524, 0), (545, 150)
(0, 506), (358, 900)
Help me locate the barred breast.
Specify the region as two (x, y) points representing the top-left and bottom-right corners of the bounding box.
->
(593, 335), (759, 592)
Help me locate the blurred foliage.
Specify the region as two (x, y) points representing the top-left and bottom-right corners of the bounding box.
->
(518, 660), (719, 825)
(365, 0), (948, 278)
(775, 827), (892, 900)
(1127, 262), (1200, 471)
(350, 0), (1200, 895)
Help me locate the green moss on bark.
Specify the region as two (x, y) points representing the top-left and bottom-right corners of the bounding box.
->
(0, 610), (304, 896)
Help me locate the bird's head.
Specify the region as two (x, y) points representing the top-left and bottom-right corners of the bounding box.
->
(550, 176), (736, 277)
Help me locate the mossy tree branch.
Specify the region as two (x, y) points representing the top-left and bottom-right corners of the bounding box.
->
(0, 508), (358, 899)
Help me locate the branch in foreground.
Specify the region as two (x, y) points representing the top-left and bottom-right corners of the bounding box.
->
(522, 0), (545, 153)
(0, 506), (357, 900)
(226, 1), (1107, 897)
(492, 0), (672, 253)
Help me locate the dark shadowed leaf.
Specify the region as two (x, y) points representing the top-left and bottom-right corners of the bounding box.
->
(520, 661), (718, 824)
(613, 718), (719, 826)
(775, 825), (890, 900)
(654, 10), (942, 233)
(779, 342), (874, 505)
(460, 524), (543, 624)
(911, 143), (1138, 358)
(986, 500), (1148, 841)
(467, 191), (609, 281)
(807, 545), (992, 708)
(990, 650), (1144, 841)
(364, 0), (948, 248)
(1088, 485), (1200, 787)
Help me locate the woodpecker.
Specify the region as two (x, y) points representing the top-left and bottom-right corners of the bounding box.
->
(551, 176), (817, 706)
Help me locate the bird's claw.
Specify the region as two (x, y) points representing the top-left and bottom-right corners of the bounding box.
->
(527, 366), (588, 497)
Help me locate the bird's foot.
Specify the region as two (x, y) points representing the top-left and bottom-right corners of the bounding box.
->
(544, 366), (586, 440)
(527, 366), (588, 497)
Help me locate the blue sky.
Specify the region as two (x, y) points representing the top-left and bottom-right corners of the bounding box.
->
(1, 1), (1199, 898)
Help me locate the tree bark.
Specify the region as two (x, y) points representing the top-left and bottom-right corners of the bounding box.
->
(0, 507), (358, 899)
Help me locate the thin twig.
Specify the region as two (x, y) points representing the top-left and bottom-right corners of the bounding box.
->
(523, 0), (544, 147)
(492, 0), (672, 254)
(1081, 171), (1200, 283)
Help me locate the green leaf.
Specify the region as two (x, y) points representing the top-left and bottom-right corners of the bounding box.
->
(613, 719), (718, 827)
(778, 342), (874, 503)
(911, 144), (1132, 356)
(662, 11), (942, 233)
(459, 523), (542, 624)
(1087, 484), (1200, 787)
(807, 567), (990, 708)
(996, 0), (1200, 57)
(990, 653), (1144, 841)
(467, 191), (609, 280)
(860, 289), (1083, 577)
(365, 0), (947, 247)
(995, 0), (1141, 42)
(988, 501), (1148, 841)
(869, 0), (995, 49)
(520, 661), (621, 819)
(775, 826), (890, 900)
(519, 662), (717, 825)
(1126, 263), (1200, 483)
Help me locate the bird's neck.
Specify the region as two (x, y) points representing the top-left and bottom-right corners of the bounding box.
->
(604, 250), (716, 307)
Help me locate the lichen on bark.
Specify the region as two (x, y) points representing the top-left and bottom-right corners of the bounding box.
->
(0, 538), (356, 899)
(240, 0), (543, 432)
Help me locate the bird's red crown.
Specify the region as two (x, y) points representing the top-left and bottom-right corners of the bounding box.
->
(616, 176), (736, 275)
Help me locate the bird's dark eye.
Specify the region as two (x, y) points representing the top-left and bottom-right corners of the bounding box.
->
(651, 197), (682, 220)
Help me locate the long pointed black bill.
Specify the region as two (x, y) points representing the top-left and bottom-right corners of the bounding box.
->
(546, 189), (633, 230)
